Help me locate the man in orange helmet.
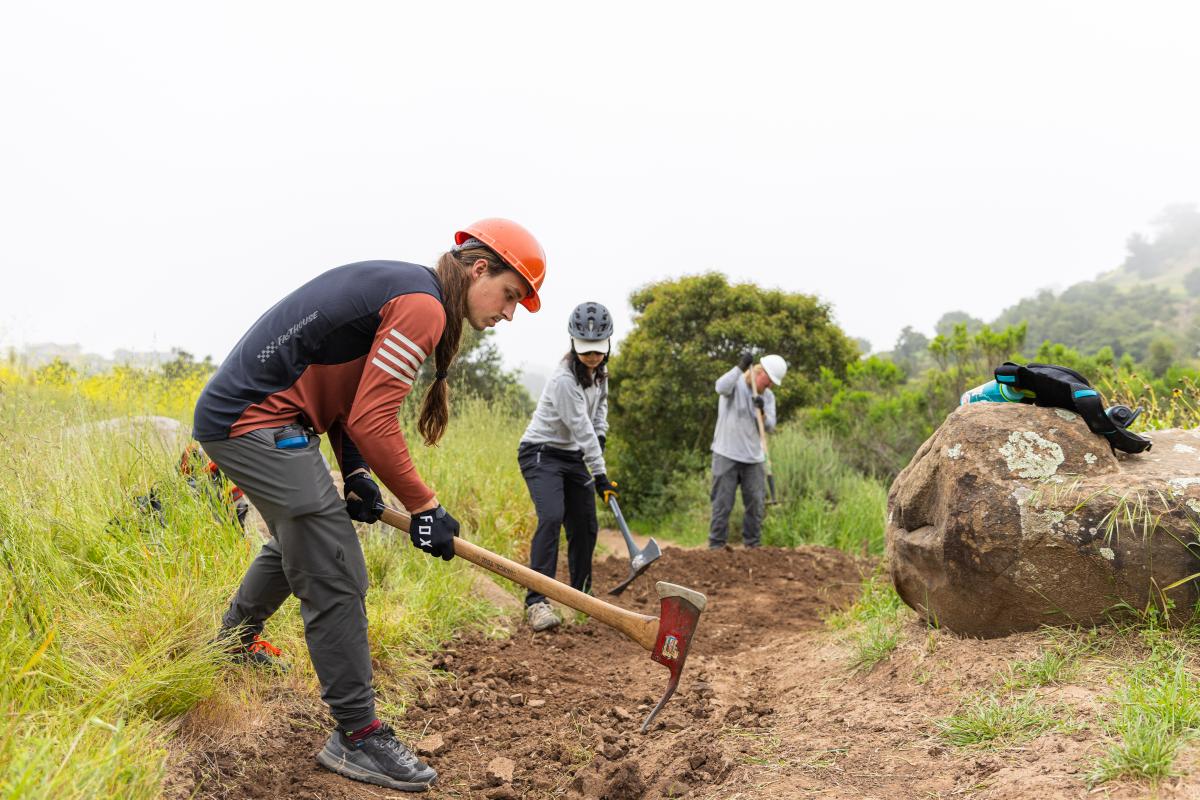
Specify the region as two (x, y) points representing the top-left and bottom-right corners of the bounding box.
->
(194, 219), (545, 793)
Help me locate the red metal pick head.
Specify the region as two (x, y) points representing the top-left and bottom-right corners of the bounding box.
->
(642, 581), (707, 733)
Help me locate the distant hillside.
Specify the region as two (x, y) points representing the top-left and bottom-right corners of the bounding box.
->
(10, 343), (182, 373)
(974, 204), (1200, 362)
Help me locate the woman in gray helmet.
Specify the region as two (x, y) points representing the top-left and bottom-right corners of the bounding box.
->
(517, 301), (619, 631)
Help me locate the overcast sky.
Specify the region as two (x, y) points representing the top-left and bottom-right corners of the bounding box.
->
(3, 2), (1200, 375)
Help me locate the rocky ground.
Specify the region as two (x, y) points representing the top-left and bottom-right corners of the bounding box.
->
(164, 540), (1198, 799)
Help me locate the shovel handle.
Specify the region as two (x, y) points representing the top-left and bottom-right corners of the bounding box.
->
(747, 368), (775, 479)
(376, 505), (659, 651)
(608, 495), (638, 552)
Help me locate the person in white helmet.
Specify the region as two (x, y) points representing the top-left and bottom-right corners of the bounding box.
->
(708, 351), (788, 549)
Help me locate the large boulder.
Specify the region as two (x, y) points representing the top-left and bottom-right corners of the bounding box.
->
(887, 402), (1200, 637)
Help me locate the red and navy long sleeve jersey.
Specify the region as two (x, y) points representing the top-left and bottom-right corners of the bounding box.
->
(193, 261), (446, 509)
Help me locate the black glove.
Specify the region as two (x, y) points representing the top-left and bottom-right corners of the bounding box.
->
(594, 474), (619, 503)
(343, 472), (383, 523)
(597, 434), (606, 452)
(737, 350), (754, 372)
(411, 505), (459, 561)
(753, 395), (765, 412)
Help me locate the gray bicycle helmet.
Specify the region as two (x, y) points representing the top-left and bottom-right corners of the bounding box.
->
(568, 301), (613, 341)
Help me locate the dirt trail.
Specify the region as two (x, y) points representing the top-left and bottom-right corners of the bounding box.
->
(164, 543), (1190, 799)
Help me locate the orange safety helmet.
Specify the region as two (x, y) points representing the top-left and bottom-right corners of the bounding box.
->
(455, 218), (546, 312)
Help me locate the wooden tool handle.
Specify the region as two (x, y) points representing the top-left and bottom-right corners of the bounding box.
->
(747, 368), (774, 472)
(378, 505), (659, 651)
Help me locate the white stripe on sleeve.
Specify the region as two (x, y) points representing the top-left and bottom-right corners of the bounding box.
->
(372, 357), (414, 385)
(382, 336), (423, 369)
(388, 329), (428, 361)
(376, 346), (417, 377)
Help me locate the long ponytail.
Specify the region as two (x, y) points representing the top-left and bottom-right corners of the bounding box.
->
(417, 246), (509, 445)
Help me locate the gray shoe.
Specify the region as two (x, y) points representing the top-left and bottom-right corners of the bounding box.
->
(316, 724), (437, 792)
(526, 601), (560, 632)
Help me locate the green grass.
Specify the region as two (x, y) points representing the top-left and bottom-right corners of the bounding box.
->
(0, 371), (537, 799)
(1089, 625), (1200, 786)
(636, 424), (887, 554)
(999, 631), (1098, 691)
(936, 692), (1066, 748)
(825, 571), (909, 671)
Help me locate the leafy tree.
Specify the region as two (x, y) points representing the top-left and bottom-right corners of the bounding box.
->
(935, 311), (983, 338)
(806, 358), (936, 479)
(1122, 232), (1159, 277)
(1122, 204), (1200, 277)
(1147, 335), (1177, 378)
(891, 326), (930, 376)
(993, 281), (1179, 361)
(412, 327), (532, 415)
(973, 323), (1027, 373)
(1184, 268), (1200, 297)
(927, 322), (1027, 403)
(160, 349), (215, 382)
(1033, 340), (1107, 378)
(608, 273), (856, 514)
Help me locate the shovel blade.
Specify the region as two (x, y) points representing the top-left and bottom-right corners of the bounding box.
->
(607, 537), (662, 595)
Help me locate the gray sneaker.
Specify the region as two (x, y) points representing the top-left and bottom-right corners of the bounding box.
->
(526, 601), (560, 632)
(316, 724), (437, 792)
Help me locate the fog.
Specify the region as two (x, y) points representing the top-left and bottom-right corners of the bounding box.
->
(3, 1), (1200, 375)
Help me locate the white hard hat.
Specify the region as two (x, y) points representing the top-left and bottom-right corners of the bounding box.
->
(760, 354), (787, 386)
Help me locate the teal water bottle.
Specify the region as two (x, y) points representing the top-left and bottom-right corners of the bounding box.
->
(960, 379), (1029, 406)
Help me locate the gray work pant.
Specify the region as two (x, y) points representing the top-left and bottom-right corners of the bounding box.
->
(708, 453), (766, 548)
(201, 428), (375, 731)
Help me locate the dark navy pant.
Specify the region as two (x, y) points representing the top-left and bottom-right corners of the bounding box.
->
(518, 442), (598, 606)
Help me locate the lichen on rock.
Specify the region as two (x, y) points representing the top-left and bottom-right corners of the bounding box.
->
(999, 430), (1064, 479)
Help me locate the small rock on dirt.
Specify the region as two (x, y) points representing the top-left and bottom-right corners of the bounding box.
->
(485, 786), (519, 800)
(601, 743), (627, 760)
(602, 762), (645, 799)
(665, 780), (690, 797)
(487, 756), (515, 785)
(414, 734), (445, 756)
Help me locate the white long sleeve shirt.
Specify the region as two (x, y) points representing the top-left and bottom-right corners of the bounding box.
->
(711, 366), (776, 464)
(519, 360), (609, 475)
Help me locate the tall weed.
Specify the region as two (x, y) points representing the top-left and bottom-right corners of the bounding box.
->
(0, 370), (536, 798)
(639, 424), (886, 555)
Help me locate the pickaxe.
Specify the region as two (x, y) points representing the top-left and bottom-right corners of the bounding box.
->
(605, 495), (661, 596)
(375, 504), (706, 733)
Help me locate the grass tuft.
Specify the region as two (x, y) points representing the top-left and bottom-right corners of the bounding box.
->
(826, 571), (908, 671)
(936, 692), (1065, 748)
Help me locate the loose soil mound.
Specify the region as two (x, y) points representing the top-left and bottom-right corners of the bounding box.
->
(165, 542), (1200, 798)
(165, 545), (867, 798)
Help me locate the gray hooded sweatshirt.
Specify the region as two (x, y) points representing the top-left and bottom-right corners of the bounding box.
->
(711, 366), (776, 464)
(520, 360), (609, 475)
